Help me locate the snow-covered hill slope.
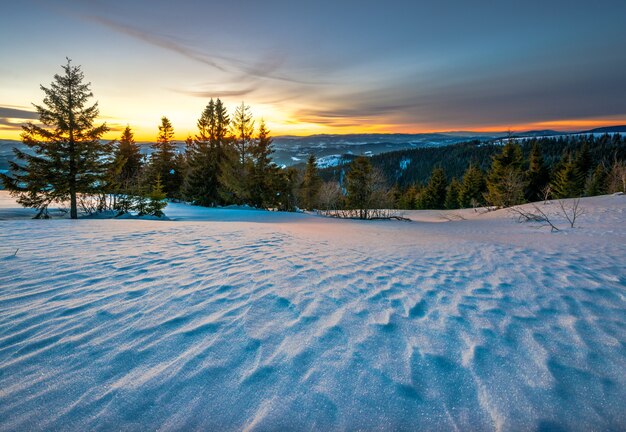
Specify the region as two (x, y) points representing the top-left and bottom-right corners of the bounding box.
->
(0, 192), (625, 431)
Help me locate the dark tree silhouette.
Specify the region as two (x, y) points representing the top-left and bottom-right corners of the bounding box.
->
(0, 59), (110, 218)
(150, 116), (181, 197)
(300, 154), (322, 211)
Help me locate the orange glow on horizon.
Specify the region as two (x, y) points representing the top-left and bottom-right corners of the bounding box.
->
(1, 116), (625, 142)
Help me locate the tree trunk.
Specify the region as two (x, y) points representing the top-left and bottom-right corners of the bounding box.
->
(69, 139), (77, 219)
(70, 190), (77, 219)
(68, 78), (78, 219)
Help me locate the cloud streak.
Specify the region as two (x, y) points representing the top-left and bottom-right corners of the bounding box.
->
(83, 15), (320, 86)
(0, 107), (38, 120)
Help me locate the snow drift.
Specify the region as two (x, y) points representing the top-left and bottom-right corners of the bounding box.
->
(0, 192), (625, 431)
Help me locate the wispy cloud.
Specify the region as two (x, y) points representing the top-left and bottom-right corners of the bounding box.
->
(177, 87), (259, 98)
(84, 15), (230, 72)
(0, 106), (38, 120)
(0, 119), (25, 131)
(83, 15), (319, 86)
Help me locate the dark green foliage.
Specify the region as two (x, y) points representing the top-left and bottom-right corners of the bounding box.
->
(525, 142), (550, 202)
(0, 59), (111, 219)
(552, 155), (584, 198)
(398, 185), (419, 209)
(231, 102), (254, 166)
(485, 142), (525, 207)
(348, 140), (497, 187)
(114, 126), (142, 183)
(575, 141), (593, 179)
(145, 175), (167, 217)
(220, 102), (254, 204)
(248, 120), (278, 208)
(300, 154), (322, 210)
(608, 160), (626, 193)
(584, 163), (608, 196)
(445, 178), (461, 209)
(459, 164), (486, 208)
(275, 167), (300, 211)
(183, 100), (225, 206)
(345, 156), (374, 219)
(420, 167), (448, 209)
(219, 145), (249, 204)
(107, 126), (144, 215)
(319, 134), (626, 195)
(150, 117), (181, 197)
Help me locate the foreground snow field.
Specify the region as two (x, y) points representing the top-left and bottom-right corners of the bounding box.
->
(0, 191), (625, 431)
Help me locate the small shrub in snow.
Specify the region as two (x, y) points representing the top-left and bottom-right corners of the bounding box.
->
(510, 198), (585, 231)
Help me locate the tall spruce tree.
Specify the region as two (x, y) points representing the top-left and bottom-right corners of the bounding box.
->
(459, 164), (486, 208)
(575, 140), (593, 179)
(214, 99), (230, 145)
(485, 142), (525, 207)
(300, 154), (322, 211)
(150, 116), (181, 197)
(346, 156), (374, 219)
(113, 126), (142, 183)
(0, 59), (110, 218)
(525, 142), (549, 202)
(420, 167), (448, 209)
(231, 102), (254, 166)
(213, 98), (231, 200)
(249, 120), (277, 208)
(183, 100), (222, 206)
(584, 163), (608, 196)
(399, 185), (419, 210)
(445, 178), (461, 209)
(275, 167), (300, 211)
(220, 102), (254, 204)
(552, 154), (584, 198)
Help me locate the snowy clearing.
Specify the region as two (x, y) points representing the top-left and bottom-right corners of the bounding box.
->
(0, 191), (625, 431)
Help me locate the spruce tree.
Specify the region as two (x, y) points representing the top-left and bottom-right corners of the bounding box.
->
(275, 167), (300, 212)
(249, 120), (277, 208)
(220, 102), (254, 204)
(445, 178), (461, 209)
(608, 160), (626, 193)
(145, 174), (167, 217)
(108, 126), (143, 213)
(150, 116), (181, 197)
(399, 185), (419, 210)
(584, 163), (608, 196)
(525, 142), (549, 202)
(300, 154), (322, 211)
(575, 140), (593, 179)
(214, 99), (230, 146)
(485, 142), (525, 207)
(459, 164), (486, 208)
(115, 126), (142, 182)
(231, 102), (254, 166)
(0, 59), (110, 218)
(183, 100), (222, 206)
(346, 156), (374, 219)
(421, 167), (448, 209)
(552, 154), (584, 198)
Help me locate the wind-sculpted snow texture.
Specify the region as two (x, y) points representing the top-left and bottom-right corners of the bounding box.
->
(0, 193), (625, 431)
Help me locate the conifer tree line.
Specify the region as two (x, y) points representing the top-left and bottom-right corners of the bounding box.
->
(0, 60), (301, 218)
(313, 134), (626, 213)
(1, 60), (625, 219)
(388, 138), (626, 210)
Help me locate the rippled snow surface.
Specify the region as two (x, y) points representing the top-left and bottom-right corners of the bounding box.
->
(1, 193), (625, 431)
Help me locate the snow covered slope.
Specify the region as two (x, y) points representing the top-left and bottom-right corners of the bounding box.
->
(0, 192), (625, 431)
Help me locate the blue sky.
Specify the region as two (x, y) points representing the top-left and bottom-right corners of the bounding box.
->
(1, 0), (626, 139)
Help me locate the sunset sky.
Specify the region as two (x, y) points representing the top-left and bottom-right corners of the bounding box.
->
(1, 0), (626, 141)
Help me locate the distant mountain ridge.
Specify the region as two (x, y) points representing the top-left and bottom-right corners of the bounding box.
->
(1, 126), (624, 176)
(582, 125), (626, 133)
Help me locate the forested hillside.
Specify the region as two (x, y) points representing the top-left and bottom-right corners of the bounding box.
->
(320, 134), (626, 187)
